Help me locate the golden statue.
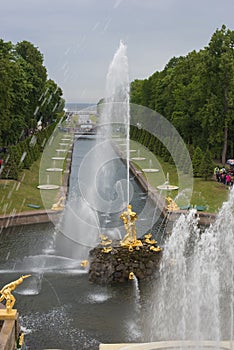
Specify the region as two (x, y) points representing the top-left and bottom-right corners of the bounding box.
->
(102, 247), (112, 253)
(166, 196), (179, 211)
(80, 260), (89, 267)
(100, 234), (112, 253)
(128, 271), (135, 280)
(149, 245), (161, 252)
(144, 233), (157, 245)
(100, 234), (108, 241)
(0, 275), (31, 312)
(120, 205), (143, 248)
(51, 196), (65, 210)
(128, 272), (135, 280)
(100, 238), (112, 246)
(17, 332), (24, 348)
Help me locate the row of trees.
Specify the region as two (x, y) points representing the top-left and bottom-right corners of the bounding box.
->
(0, 39), (65, 146)
(1, 122), (59, 180)
(130, 125), (214, 179)
(0, 38), (66, 179)
(130, 25), (234, 165)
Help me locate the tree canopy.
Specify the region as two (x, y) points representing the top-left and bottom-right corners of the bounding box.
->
(0, 39), (64, 146)
(130, 25), (234, 165)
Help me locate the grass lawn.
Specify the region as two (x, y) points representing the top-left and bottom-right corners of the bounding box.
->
(0, 137), (230, 215)
(0, 159), (46, 214)
(0, 128), (72, 215)
(126, 141), (229, 213)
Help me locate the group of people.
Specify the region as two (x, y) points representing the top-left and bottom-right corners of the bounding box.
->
(214, 166), (234, 187)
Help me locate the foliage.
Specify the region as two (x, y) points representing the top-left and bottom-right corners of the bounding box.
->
(199, 149), (216, 180)
(0, 39), (65, 146)
(1, 117), (58, 180)
(130, 25), (234, 164)
(192, 146), (203, 177)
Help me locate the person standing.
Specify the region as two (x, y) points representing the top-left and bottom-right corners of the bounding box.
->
(226, 173), (231, 186)
(214, 166), (220, 182)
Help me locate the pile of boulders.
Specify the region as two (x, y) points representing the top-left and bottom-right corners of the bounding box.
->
(88, 240), (162, 284)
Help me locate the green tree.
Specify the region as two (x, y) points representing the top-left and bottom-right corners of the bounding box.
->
(130, 79), (145, 105)
(201, 25), (234, 164)
(199, 149), (215, 180)
(37, 79), (64, 126)
(0, 38), (64, 146)
(192, 146), (203, 177)
(0, 40), (14, 145)
(129, 26), (234, 163)
(15, 40), (47, 134)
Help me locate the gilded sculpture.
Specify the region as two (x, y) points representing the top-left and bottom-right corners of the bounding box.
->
(51, 196), (65, 210)
(166, 196), (180, 211)
(120, 204), (143, 248)
(0, 275), (31, 312)
(100, 234), (113, 253)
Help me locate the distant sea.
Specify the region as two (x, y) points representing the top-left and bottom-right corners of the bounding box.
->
(65, 102), (96, 111)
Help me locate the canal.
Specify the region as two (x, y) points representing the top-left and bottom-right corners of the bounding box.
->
(0, 137), (162, 349)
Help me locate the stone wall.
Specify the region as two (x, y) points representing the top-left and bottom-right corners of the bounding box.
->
(0, 209), (61, 229)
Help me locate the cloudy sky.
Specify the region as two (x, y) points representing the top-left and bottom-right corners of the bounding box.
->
(1, 0), (234, 103)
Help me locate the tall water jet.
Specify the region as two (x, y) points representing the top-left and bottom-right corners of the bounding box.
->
(57, 41), (132, 260)
(98, 40), (131, 206)
(78, 40), (132, 217)
(145, 188), (234, 346)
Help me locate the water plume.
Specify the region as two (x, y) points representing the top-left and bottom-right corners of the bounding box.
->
(146, 189), (234, 345)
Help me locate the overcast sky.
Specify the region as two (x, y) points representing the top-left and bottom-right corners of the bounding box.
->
(1, 0), (234, 103)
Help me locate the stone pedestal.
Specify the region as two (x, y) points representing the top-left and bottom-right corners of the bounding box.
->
(88, 240), (162, 284)
(0, 306), (20, 350)
(0, 310), (17, 321)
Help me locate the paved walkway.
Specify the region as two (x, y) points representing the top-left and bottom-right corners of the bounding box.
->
(100, 340), (233, 350)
